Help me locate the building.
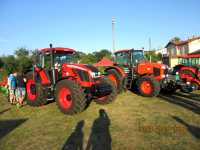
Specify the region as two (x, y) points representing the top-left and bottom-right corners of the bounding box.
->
(165, 36), (200, 67)
(155, 48), (167, 55)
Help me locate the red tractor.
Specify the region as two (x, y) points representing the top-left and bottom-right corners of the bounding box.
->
(26, 45), (117, 115)
(104, 49), (168, 97)
(173, 54), (200, 91)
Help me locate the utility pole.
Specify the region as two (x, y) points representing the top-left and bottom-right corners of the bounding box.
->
(112, 17), (116, 53)
(149, 37), (152, 62)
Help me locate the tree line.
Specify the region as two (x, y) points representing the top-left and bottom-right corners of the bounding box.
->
(0, 47), (162, 77)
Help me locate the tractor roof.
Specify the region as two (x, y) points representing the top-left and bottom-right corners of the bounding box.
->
(114, 49), (133, 53)
(114, 49), (143, 54)
(40, 47), (76, 53)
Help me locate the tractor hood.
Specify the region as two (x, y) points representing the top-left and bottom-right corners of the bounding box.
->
(61, 64), (101, 78)
(136, 61), (167, 80)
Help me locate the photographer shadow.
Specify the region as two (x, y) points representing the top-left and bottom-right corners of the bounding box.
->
(172, 116), (200, 139)
(86, 109), (112, 150)
(62, 120), (84, 150)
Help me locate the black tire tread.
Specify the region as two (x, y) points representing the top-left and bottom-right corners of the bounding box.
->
(107, 69), (124, 93)
(94, 77), (117, 105)
(55, 79), (87, 115)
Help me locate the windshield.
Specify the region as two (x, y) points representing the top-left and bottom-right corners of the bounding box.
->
(54, 51), (74, 64)
(132, 50), (145, 64)
(115, 52), (130, 65)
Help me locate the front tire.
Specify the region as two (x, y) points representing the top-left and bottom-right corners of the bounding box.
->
(94, 77), (117, 105)
(55, 79), (87, 115)
(107, 69), (124, 93)
(26, 72), (47, 106)
(137, 76), (160, 97)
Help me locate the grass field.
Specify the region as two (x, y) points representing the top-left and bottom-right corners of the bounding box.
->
(0, 91), (200, 150)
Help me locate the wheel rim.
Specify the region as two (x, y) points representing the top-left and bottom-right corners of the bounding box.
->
(26, 79), (37, 101)
(108, 74), (117, 87)
(58, 87), (72, 109)
(140, 81), (152, 94)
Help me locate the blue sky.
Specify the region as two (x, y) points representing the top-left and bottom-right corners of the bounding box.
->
(0, 0), (199, 55)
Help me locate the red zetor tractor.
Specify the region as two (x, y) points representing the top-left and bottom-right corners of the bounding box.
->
(173, 54), (200, 91)
(26, 45), (117, 115)
(104, 49), (168, 97)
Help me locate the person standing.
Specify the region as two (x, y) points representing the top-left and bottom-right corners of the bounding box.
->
(7, 72), (17, 104)
(16, 72), (26, 107)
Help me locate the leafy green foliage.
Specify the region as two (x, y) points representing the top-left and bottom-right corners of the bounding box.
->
(15, 48), (29, 57)
(0, 57), (4, 68)
(0, 48), (113, 75)
(145, 51), (162, 62)
(1, 55), (18, 74)
(170, 37), (181, 43)
(92, 49), (112, 61)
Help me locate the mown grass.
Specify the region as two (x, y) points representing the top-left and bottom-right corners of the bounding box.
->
(0, 91), (200, 150)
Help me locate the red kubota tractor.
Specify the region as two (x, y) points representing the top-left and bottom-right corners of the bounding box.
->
(26, 44), (117, 115)
(173, 54), (200, 91)
(104, 49), (192, 96)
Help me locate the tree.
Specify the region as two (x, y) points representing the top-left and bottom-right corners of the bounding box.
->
(74, 51), (86, 63)
(16, 56), (33, 73)
(81, 53), (97, 64)
(145, 51), (162, 62)
(15, 47), (29, 57)
(0, 57), (4, 68)
(170, 37), (181, 43)
(93, 49), (112, 61)
(15, 48), (32, 73)
(1, 55), (18, 74)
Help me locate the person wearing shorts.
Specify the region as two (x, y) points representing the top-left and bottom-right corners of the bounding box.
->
(16, 73), (26, 107)
(8, 73), (17, 104)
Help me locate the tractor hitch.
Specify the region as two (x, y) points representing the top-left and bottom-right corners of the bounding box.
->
(91, 83), (113, 97)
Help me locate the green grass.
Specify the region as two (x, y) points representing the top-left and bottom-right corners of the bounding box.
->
(0, 91), (200, 150)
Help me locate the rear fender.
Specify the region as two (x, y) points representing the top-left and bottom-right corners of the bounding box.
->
(105, 66), (126, 78)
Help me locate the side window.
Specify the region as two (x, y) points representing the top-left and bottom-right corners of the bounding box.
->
(43, 52), (51, 69)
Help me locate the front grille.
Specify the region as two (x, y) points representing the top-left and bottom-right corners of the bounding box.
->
(75, 69), (90, 81)
(153, 67), (160, 76)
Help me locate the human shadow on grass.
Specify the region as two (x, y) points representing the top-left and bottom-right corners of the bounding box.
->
(0, 108), (11, 115)
(159, 93), (200, 115)
(172, 116), (200, 139)
(0, 118), (28, 140)
(62, 120), (84, 150)
(175, 92), (200, 102)
(86, 109), (112, 150)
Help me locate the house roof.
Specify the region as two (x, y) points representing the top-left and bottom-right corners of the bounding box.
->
(94, 57), (114, 67)
(165, 36), (200, 48)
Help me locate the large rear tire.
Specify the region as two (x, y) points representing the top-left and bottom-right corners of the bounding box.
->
(26, 72), (47, 106)
(137, 76), (160, 97)
(55, 79), (87, 115)
(107, 69), (123, 93)
(94, 77), (117, 105)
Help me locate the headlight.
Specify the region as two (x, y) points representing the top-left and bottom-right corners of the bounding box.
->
(90, 72), (101, 78)
(161, 65), (166, 69)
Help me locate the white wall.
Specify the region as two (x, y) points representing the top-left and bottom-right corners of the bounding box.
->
(189, 39), (200, 53)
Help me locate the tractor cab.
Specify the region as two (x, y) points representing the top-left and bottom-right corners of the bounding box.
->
(35, 47), (75, 69)
(114, 49), (145, 66)
(33, 46), (76, 86)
